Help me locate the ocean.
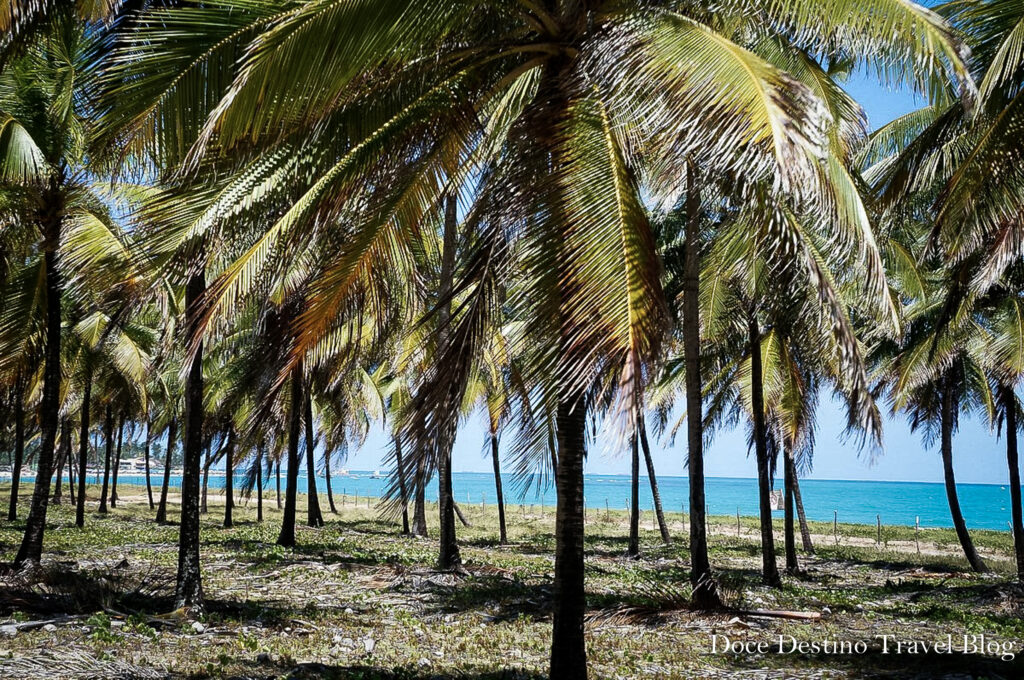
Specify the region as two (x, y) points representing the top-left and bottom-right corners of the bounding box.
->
(56, 470), (1023, 532)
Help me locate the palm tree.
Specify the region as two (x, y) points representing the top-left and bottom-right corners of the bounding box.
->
(142, 413), (154, 509)
(51, 419), (71, 506)
(277, 366), (304, 548)
(98, 404), (114, 513)
(985, 297), (1024, 579)
(5, 373), (26, 520)
(877, 265), (990, 572)
(155, 416), (178, 524)
(628, 429), (641, 557)
(464, 322), (516, 545)
(303, 391), (324, 528)
(0, 20), (76, 564)
(175, 269), (206, 610)
(0, 10), (155, 564)
(864, 0), (1024, 579)
(100, 1), (970, 672)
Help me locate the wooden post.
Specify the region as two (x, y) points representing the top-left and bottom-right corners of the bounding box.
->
(737, 507), (741, 536)
(605, 498), (609, 520)
(876, 514), (881, 547)
(915, 516), (920, 554)
(833, 510), (838, 545)
(481, 493), (485, 512)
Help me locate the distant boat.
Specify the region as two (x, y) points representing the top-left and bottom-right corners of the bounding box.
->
(370, 470), (384, 479)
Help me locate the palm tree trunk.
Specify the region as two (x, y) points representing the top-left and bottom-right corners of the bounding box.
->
(413, 459), (428, 536)
(548, 429), (558, 482)
(277, 367), (303, 547)
(275, 460), (281, 509)
(682, 165), (720, 608)
(750, 313), (782, 587)
(490, 429), (507, 545)
(453, 501), (472, 527)
(223, 428), (234, 528)
(437, 434), (460, 569)
(628, 430), (640, 558)
(156, 419), (176, 524)
(550, 394), (588, 679)
(395, 437), (410, 535)
(1003, 386), (1024, 581)
(144, 419), (154, 509)
(52, 419), (70, 505)
(111, 414), (124, 508)
(75, 371), (92, 528)
(67, 428), (77, 507)
(304, 392), (324, 528)
(783, 441), (799, 574)
(324, 447), (337, 514)
(7, 381), (24, 521)
(175, 271), (206, 612)
(638, 417), (670, 544)
(256, 444), (264, 523)
(14, 194), (63, 566)
(793, 471), (814, 553)
(435, 194), (460, 570)
(200, 441), (211, 514)
(940, 373), (987, 573)
(99, 405), (113, 514)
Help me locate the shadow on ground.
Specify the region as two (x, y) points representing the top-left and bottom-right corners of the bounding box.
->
(280, 663), (546, 680)
(727, 646), (1024, 679)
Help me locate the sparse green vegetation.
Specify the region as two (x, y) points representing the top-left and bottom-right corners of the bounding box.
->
(1, 487), (1022, 679)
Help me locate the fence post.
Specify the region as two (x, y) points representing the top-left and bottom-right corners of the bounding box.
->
(833, 510), (838, 545)
(876, 514), (881, 547)
(915, 516), (920, 554)
(737, 508), (741, 536)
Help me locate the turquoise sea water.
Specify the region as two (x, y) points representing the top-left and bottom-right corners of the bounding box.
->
(63, 470), (1022, 531)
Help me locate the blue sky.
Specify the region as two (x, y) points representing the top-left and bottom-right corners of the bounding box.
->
(340, 64), (1014, 487)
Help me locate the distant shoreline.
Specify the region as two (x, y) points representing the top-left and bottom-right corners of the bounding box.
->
(4, 474), (1019, 532)
(1, 469), (1018, 488)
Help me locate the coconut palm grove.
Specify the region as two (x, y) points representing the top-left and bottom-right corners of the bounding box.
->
(2, 1), (1024, 678)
